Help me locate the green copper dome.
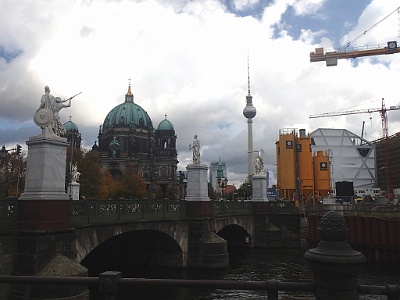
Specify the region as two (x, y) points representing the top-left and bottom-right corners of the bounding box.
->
(63, 120), (79, 132)
(157, 116), (174, 131)
(102, 85), (153, 131)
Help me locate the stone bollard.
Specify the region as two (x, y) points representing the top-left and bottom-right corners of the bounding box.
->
(305, 211), (366, 300)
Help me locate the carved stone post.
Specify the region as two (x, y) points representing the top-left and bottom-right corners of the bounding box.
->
(305, 211), (366, 299)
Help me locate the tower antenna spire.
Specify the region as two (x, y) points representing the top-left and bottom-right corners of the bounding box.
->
(247, 52), (251, 96)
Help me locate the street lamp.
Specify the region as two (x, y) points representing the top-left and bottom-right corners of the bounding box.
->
(0, 145), (20, 198)
(0, 145), (7, 160)
(216, 158), (228, 200)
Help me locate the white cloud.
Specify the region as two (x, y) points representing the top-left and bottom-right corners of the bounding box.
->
(232, 0), (260, 11)
(292, 0), (326, 16)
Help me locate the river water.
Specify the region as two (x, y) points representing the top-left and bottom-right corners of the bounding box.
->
(92, 248), (400, 300)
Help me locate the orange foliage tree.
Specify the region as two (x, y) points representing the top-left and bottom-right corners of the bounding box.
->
(114, 165), (148, 200)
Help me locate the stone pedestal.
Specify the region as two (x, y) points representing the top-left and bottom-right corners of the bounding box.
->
(185, 163), (211, 218)
(18, 133), (71, 230)
(68, 182), (80, 200)
(252, 174), (268, 202)
(252, 175), (270, 218)
(19, 133), (69, 201)
(185, 163), (227, 267)
(186, 163), (209, 201)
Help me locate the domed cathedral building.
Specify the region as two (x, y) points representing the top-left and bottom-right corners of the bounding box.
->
(97, 82), (179, 199)
(63, 117), (82, 148)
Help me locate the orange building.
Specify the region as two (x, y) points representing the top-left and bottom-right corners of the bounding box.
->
(276, 129), (331, 204)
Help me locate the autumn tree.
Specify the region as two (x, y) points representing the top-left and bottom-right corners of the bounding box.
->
(78, 149), (102, 200)
(114, 165), (148, 199)
(164, 186), (176, 200)
(98, 169), (118, 200)
(0, 150), (26, 199)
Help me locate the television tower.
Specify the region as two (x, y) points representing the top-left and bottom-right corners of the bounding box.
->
(242, 55), (256, 178)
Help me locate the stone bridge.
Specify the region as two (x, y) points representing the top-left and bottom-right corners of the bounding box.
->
(2, 199), (400, 300)
(0, 199), (301, 298)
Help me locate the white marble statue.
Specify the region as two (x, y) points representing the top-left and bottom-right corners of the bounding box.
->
(189, 134), (201, 164)
(255, 152), (265, 175)
(71, 163), (81, 183)
(34, 86), (80, 137)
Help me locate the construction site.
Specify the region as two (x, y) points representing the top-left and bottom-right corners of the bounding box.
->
(274, 126), (400, 204)
(275, 6), (400, 204)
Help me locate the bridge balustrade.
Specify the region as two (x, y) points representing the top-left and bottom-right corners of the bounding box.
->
(212, 200), (252, 216)
(1, 198), (305, 230)
(71, 199), (187, 225)
(268, 200), (297, 214)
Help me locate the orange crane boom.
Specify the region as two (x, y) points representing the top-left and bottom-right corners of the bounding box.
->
(310, 42), (399, 66)
(310, 6), (400, 66)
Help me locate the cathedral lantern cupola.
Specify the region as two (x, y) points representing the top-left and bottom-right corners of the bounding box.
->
(125, 80), (134, 103)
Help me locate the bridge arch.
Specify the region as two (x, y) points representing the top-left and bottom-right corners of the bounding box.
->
(214, 216), (255, 247)
(75, 221), (189, 268)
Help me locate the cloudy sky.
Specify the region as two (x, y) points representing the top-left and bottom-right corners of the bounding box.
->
(1, 0), (399, 187)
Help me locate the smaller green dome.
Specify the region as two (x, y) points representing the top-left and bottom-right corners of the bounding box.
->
(63, 120), (79, 132)
(157, 116), (174, 131)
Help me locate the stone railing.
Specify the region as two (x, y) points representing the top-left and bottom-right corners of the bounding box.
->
(71, 199), (187, 225)
(1, 198), (300, 230)
(212, 200), (252, 216)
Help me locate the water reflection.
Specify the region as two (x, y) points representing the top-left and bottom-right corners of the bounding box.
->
(89, 248), (399, 300)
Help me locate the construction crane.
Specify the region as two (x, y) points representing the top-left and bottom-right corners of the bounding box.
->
(310, 98), (399, 199)
(310, 6), (400, 66)
(309, 98), (400, 137)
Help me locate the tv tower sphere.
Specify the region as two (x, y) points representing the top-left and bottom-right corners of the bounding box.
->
(243, 96), (256, 119)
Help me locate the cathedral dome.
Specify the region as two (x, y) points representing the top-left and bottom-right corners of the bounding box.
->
(157, 115), (174, 131)
(102, 85), (153, 131)
(63, 119), (79, 132)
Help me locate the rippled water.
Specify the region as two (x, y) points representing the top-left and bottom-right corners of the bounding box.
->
(91, 248), (400, 299)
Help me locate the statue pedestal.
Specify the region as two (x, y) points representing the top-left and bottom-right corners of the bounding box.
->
(185, 163), (211, 218)
(20, 134), (69, 200)
(252, 174), (268, 202)
(186, 163), (209, 201)
(68, 182), (80, 200)
(18, 134), (71, 230)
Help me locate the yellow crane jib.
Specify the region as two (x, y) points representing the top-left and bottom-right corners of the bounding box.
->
(310, 41), (399, 66)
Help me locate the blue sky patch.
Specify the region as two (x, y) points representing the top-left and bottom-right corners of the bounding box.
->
(0, 46), (22, 63)
(217, 121), (232, 130)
